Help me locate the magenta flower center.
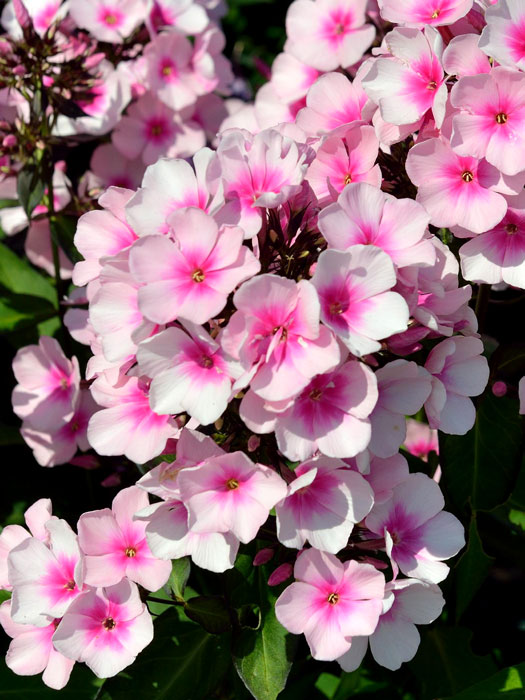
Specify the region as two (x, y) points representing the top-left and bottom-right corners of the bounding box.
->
(461, 170), (474, 183)
(192, 268), (206, 283)
(495, 112), (508, 125)
(327, 592), (340, 605)
(200, 355), (214, 369)
(309, 388), (323, 401)
(344, 173), (352, 185)
(506, 223), (519, 235)
(427, 81), (437, 91)
(430, 9), (440, 19)
(226, 478), (239, 490)
(103, 616), (116, 630)
(64, 579), (76, 591)
(329, 300), (344, 315)
(125, 546), (137, 557)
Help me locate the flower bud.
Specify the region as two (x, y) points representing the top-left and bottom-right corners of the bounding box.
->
(268, 563), (293, 586)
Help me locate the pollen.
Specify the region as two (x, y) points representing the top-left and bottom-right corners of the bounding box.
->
(329, 301), (344, 315)
(327, 592), (340, 605)
(461, 170), (474, 183)
(64, 580), (76, 591)
(103, 617), (116, 630)
(430, 9), (440, 19)
(104, 13), (117, 25)
(344, 173), (352, 185)
(192, 268), (206, 283)
(309, 388), (323, 401)
(506, 223), (519, 234)
(427, 81), (437, 90)
(496, 112), (508, 124)
(226, 478), (239, 490)
(125, 547), (137, 557)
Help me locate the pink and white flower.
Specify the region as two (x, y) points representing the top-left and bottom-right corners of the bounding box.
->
(275, 549), (385, 661)
(143, 32), (200, 111)
(52, 579), (154, 678)
(378, 0), (473, 28)
(69, 0), (147, 44)
(479, 0), (525, 72)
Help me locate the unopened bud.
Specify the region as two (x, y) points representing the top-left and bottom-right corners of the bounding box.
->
(492, 380), (507, 397)
(247, 435), (260, 452)
(2, 134), (16, 148)
(253, 548), (274, 566)
(268, 563), (293, 586)
(13, 64), (26, 76)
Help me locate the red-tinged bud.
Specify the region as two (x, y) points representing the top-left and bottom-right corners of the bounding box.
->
(268, 563), (293, 586)
(84, 52), (106, 70)
(247, 435), (260, 452)
(492, 380), (507, 397)
(13, 64), (26, 76)
(2, 134), (16, 148)
(69, 455), (100, 469)
(253, 548), (274, 566)
(43, 75), (54, 87)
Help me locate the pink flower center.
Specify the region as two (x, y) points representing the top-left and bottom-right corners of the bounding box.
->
(146, 118), (170, 143)
(390, 531), (401, 545)
(98, 7), (123, 27)
(64, 579), (75, 591)
(192, 268), (206, 283)
(309, 388), (323, 401)
(60, 377), (69, 390)
(344, 173), (352, 185)
(159, 58), (178, 82)
(430, 9), (440, 19)
(329, 300), (345, 315)
(103, 616), (117, 630)
(427, 81), (437, 91)
(125, 546), (137, 557)
(506, 223), (519, 234)
(461, 170), (474, 183)
(327, 592), (340, 605)
(200, 355), (214, 369)
(226, 478), (239, 490)
(495, 112), (508, 124)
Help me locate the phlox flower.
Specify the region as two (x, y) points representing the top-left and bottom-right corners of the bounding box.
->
(318, 182), (435, 269)
(73, 186), (138, 288)
(0, 600), (75, 690)
(136, 323), (239, 425)
(216, 127), (311, 238)
(112, 92), (205, 166)
(368, 360), (432, 459)
(479, 0), (525, 72)
(87, 374), (178, 464)
(191, 25), (233, 96)
(129, 208), (260, 325)
(1, 0), (68, 38)
(442, 34), (492, 78)
(143, 32), (199, 111)
(404, 420), (439, 462)
(451, 68), (525, 176)
(87, 144), (145, 194)
(24, 218), (73, 280)
(12, 336), (80, 432)
(8, 519), (84, 626)
(134, 499), (239, 572)
(285, 0), (375, 71)
(221, 274), (341, 402)
(148, 0), (209, 35)
(275, 456), (374, 553)
(377, 0), (473, 28)
(125, 149), (222, 237)
(337, 579), (445, 672)
(311, 245), (409, 357)
(307, 125), (382, 204)
(275, 549), (385, 661)
(78, 486), (171, 590)
(350, 453), (410, 505)
(405, 137), (520, 234)
(177, 451), (287, 543)
(20, 388), (98, 468)
(296, 72), (372, 137)
(365, 472), (465, 583)
(52, 579), (154, 679)
(68, 0), (147, 44)
(424, 336), (489, 435)
(459, 191), (525, 288)
(0, 499), (53, 590)
(361, 27), (447, 128)
(240, 361), (378, 462)
(269, 52), (321, 106)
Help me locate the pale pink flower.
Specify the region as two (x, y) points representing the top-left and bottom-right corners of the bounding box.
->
(270, 52), (321, 105)
(1, 0), (68, 38)
(221, 275), (341, 402)
(136, 323), (238, 424)
(68, 0), (147, 43)
(307, 125), (381, 204)
(134, 499), (239, 572)
(275, 456), (374, 553)
(24, 218), (74, 280)
(354, 453), (410, 505)
(0, 600), (75, 690)
(368, 360), (432, 459)
(143, 32), (199, 111)
(275, 549), (385, 661)
(217, 127), (311, 238)
(361, 27), (447, 128)
(424, 336), (489, 435)
(404, 420), (439, 462)
(78, 486), (171, 590)
(73, 186), (138, 288)
(148, 0), (209, 35)
(318, 183), (435, 269)
(451, 68), (525, 176)
(479, 0), (525, 72)
(241, 361), (378, 461)
(365, 472), (465, 583)
(8, 519), (84, 626)
(87, 143), (145, 193)
(337, 579), (445, 672)
(311, 246), (409, 356)
(191, 25), (233, 96)
(87, 374), (178, 464)
(20, 388), (98, 468)
(378, 0), (473, 27)
(12, 336), (80, 432)
(285, 0), (375, 71)
(0, 499), (53, 590)
(177, 452), (287, 543)
(129, 208), (260, 325)
(296, 72), (372, 137)
(442, 34), (491, 78)
(405, 137), (518, 234)
(125, 149), (222, 237)
(112, 92), (205, 166)
(52, 579), (154, 678)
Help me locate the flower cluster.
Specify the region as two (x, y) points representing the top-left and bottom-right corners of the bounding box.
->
(6, 0), (525, 690)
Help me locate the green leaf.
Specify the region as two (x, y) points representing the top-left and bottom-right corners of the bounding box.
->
(17, 167), (45, 218)
(167, 557), (190, 601)
(0, 590), (11, 604)
(99, 608), (230, 700)
(184, 595), (232, 634)
(0, 242), (56, 304)
(0, 423), (24, 446)
(454, 514), (495, 622)
(409, 626), (497, 699)
(445, 663), (525, 698)
(233, 567), (297, 700)
(0, 199), (19, 209)
(439, 393), (524, 513)
(0, 292), (57, 332)
(50, 215), (82, 264)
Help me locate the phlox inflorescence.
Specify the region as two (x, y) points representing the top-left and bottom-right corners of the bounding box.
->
(4, 0), (523, 691)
